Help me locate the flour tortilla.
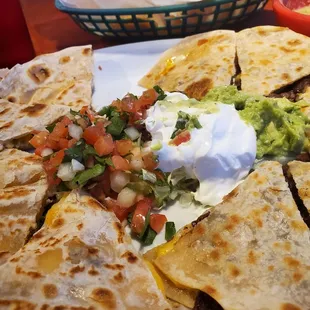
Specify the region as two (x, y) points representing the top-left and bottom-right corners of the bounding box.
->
(288, 160), (310, 213)
(0, 190), (171, 310)
(0, 99), (69, 147)
(139, 30), (236, 100)
(0, 149), (48, 263)
(155, 161), (310, 310)
(0, 45), (93, 110)
(237, 26), (310, 96)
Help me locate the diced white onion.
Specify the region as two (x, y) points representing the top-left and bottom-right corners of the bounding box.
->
(117, 187), (137, 208)
(130, 157), (144, 171)
(124, 127), (140, 141)
(68, 124), (83, 140)
(71, 159), (85, 172)
(57, 163), (76, 181)
(110, 171), (130, 193)
(41, 148), (53, 157)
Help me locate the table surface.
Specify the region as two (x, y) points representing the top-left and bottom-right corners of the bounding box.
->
(20, 0), (275, 56)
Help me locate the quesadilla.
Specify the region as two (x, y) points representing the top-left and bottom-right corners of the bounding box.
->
(0, 99), (69, 148)
(0, 190), (171, 310)
(236, 26), (310, 96)
(155, 161), (310, 310)
(0, 149), (48, 263)
(139, 30), (236, 100)
(0, 45), (93, 110)
(288, 160), (310, 213)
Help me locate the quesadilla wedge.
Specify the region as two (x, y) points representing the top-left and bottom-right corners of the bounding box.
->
(0, 190), (171, 310)
(0, 45), (93, 110)
(139, 30), (236, 100)
(288, 160), (310, 214)
(0, 99), (69, 148)
(236, 26), (310, 96)
(0, 149), (48, 263)
(155, 161), (310, 310)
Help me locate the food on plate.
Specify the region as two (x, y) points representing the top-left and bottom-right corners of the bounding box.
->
(0, 45), (93, 149)
(287, 160), (310, 213)
(294, 5), (310, 14)
(139, 30), (236, 99)
(0, 149), (48, 264)
(0, 190), (171, 310)
(145, 91), (256, 205)
(139, 26), (310, 102)
(205, 86), (310, 158)
(0, 99), (69, 149)
(154, 161), (310, 309)
(237, 26), (310, 96)
(0, 45), (93, 109)
(30, 88), (177, 245)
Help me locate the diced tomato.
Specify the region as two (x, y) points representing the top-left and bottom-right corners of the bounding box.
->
(150, 214), (167, 233)
(52, 122), (68, 139)
(116, 140), (133, 156)
(154, 170), (165, 181)
(93, 170), (112, 196)
(128, 111), (144, 126)
(68, 138), (77, 148)
(134, 89), (158, 111)
(60, 116), (72, 126)
(94, 134), (115, 156)
(131, 198), (152, 234)
(104, 198), (134, 222)
(80, 106), (95, 123)
(112, 95), (137, 113)
(29, 131), (49, 148)
(142, 153), (158, 171)
(49, 150), (65, 168)
(170, 130), (191, 146)
(45, 136), (59, 150)
(35, 145), (47, 156)
(112, 155), (130, 171)
(47, 174), (62, 186)
(83, 124), (105, 145)
(58, 138), (69, 149)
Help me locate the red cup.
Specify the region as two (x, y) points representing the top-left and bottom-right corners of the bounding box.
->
(273, 0), (310, 36)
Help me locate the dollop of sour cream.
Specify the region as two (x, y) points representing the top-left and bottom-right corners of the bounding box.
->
(145, 92), (257, 206)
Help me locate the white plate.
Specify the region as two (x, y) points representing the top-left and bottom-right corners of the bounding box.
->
(92, 39), (180, 111)
(92, 39), (207, 252)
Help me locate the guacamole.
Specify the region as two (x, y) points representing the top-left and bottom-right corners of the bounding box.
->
(204, 86), (310, 158)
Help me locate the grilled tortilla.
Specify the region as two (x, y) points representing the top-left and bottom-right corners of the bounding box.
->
(0, 99), (69, 148)
(0, 45), (93, 110)
(0, 149), (48, 264)
(0, 190), (171, 310)
(139, 30), (236, 100)
(237, 26), (310, 96)
(288, 161), (310, 213)
(155, 161), (310, 310)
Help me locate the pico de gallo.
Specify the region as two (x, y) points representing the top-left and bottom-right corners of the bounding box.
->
(30, 87), (175, 245)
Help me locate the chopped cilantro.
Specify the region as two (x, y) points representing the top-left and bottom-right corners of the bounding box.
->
(171, 111), (202, 139)
(153, 85), (166, 101)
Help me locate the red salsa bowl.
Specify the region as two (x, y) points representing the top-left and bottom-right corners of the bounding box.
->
(273, 0), (310, 36)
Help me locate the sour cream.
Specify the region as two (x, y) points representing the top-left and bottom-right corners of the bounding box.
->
(145, 93), (257, 206)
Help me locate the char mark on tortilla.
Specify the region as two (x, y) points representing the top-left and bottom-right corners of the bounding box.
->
(268, 75), (310, 102)
(283, 164), (310, 228)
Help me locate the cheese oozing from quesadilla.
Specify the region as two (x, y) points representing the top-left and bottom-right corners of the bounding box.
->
(0, 190), (171, 310)
(145, 92), (256, 206)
